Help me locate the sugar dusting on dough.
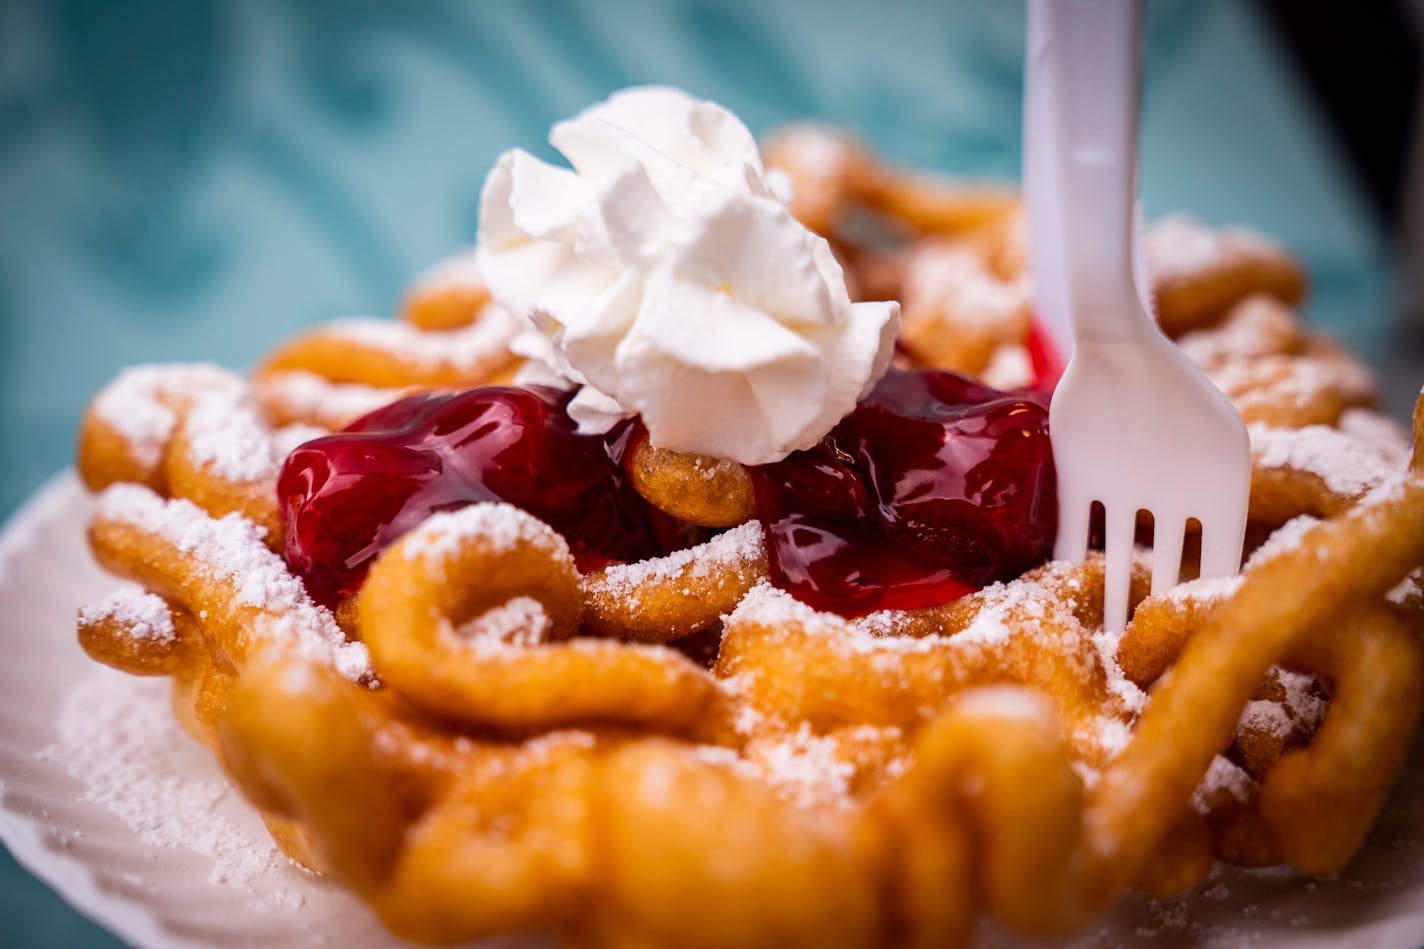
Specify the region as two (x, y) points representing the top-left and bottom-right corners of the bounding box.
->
(403, 502), (570, 568)
(320, 306), (517, 372)
(1193, 754), (1255, 808)
(93, 484), (372, 683)
(1146, 214), (1284, 282)
(593, 521), (764, 601)
(1246, 515), (1321, 567)
(257, 370), (407, 429)
(90, 364), (244, 468)
(1250, 422), (1403, 499)
(182, 389), (291, 483)
(79, 584), (176, 644)
(455, 596), (551, 648)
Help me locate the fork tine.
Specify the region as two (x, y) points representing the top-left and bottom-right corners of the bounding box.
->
(1150, 513), (1186, 596)
(1054, 496), (1092, 563)
(1102, 503), (1137, 633)
(1198, 511), (1247, 580)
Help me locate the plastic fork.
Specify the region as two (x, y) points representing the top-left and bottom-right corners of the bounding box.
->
(1024, 0), (1250, 633)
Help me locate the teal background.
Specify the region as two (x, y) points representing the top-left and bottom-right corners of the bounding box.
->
(0, 0), (1394, 944)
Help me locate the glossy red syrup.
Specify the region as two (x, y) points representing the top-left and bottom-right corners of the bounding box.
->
(748, 369), (1056, 616)
(1025, 317), (1067, 394)
(278, 387), (679, 607)
(279, 371), (1056, 617)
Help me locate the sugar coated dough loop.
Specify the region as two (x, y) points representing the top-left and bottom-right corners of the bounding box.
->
(897, 241), (1030, 375)
(79, 365), (325, 549)
(1247, 419), (1405, 527)
(714, 574), (1140, 776)
(88, 483), (372, 685)
(77, 583), (191, 677)
(1176, 294), (1303, 369)
(254, 369), (414, 430)
(77, 363), (245, 493)
(1145, 214), (1307, 336)
(1262, 603), (1424, 872)
(359, 503), (728, 737)
(582, 521), (768, 643)
(1087, 461), (1424, 892)
(164, 388), (293, 545)
(258, 308), (520, 388)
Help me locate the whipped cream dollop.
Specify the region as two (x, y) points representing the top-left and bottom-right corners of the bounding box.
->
(475, 86), (899, 466)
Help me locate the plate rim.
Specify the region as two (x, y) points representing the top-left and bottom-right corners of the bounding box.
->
(0, 469), (215, 949)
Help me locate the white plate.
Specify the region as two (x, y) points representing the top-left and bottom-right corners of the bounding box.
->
(2, 472), (1423, 949)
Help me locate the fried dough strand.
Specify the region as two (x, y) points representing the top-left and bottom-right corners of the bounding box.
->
(582, 521), (768, 643)
(627, 441), (756, 528)
(258, 309), (519, 389)
(359, 503), (731, 740)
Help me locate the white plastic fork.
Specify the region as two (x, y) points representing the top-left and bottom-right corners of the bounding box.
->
(1025, 0), (1251, 633)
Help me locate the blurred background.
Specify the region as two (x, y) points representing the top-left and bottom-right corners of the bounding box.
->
(0, 0), (1419, 943)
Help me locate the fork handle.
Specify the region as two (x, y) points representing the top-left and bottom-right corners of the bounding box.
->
(1032, 0), (1146, 343)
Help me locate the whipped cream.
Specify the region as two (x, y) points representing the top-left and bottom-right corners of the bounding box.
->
(476, 86), (899, 466)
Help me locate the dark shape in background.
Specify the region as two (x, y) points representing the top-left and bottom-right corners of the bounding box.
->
(1259, 0), (1421, 233)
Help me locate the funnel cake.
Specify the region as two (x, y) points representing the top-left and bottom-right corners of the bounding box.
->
(73, 116), (1424, 948)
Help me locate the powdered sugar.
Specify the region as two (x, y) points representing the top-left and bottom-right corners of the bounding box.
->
(270, 422), (328, 458)
(954, 685), (1050, 719)
(79, 584), (176, 643)
(1246, 515), (1321, 568)
(94, 484), (372, 683)
(903, 243), (1028, 330)
(1250, 423), (1402, 499)
(980, 343), (1035, 391)
(1092, 715), (1135, 760)
(1090, 626), (1148, 717)
(455, 596), (551, 647)
(1209, 355), (1374, 417)
(1388, 573), (1423, 607)
(727, 581), (846, 636)
(1277, 668), (1326, 726)
(766, 123), (859, 179)
(951, 576), (1073, 648)
(748, 723), (857, 809)
(1176, 295), (1297, 368)
(728, 568), (1132, 746)
(1161, 574), (1243, 607)
(950, 605), (1017, 647)
(1193, 754), (1254, 809)
(1359, 471), (1412, 509)
(182, 389), (289, 483)
(878, 564), (1091, 650)
(256, 370), (407, 429)
(320, 306), (517, 372)
(402, 502), (569, 567)
(41, 670), (304, 909)
(1337, 408), (1412, 465)
(1146, 214), (1283, 283)
(1239, 699), (1293, 739)
(595, 521), (763, 597)
(90, 363), (334, 483)
(90, 363), (244, 468)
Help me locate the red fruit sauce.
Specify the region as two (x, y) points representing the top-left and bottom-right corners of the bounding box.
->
(748, 369), (1055, 615)
(278, 386), (682, 607)
(278, 370), (1057, 616)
